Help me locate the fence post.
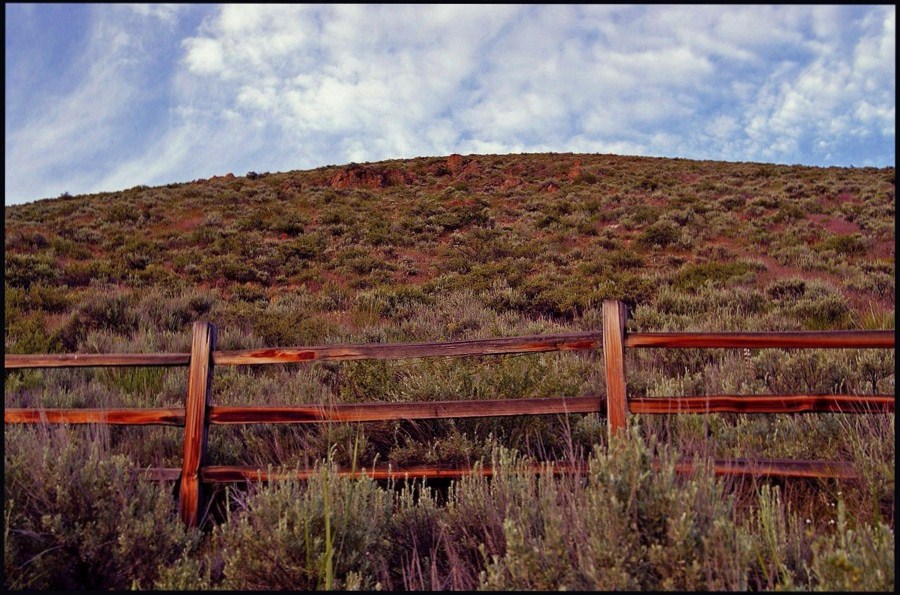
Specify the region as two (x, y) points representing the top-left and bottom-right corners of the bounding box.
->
(179, 321), (216, 527)
(602, 300), (628, 441)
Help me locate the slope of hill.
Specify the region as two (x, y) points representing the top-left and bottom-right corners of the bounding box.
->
(6, 153), (894, 348)
(4, 153), (895, 590)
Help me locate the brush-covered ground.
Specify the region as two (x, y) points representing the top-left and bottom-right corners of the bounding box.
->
(4, 153), (895, 590)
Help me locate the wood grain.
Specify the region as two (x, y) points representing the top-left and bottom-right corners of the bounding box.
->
(4, 353), (190, 369)
(625, 331), (894, 349)
(208, 396), (602, 424)
(4, 408), (185, 425)
(213, 331), (602, 365)
(179, 322), (216, 528)
(194, 457), (857, 482)
(676, 458), (858, 479)
(200, 462), (587, 482)
(8, 394), (887, 427)
(629, 395), (895, 414)
(602, 300), (628, 438)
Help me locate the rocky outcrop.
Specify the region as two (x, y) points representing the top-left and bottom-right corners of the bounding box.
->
(330, 165), (416, 189)
(567, 160), (582, 181)
(447, 154), (465, 175)
(500, 177), (524, 190)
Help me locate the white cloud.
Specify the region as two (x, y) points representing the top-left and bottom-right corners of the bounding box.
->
(5, 10), (148, 201)
(128, 4), (184, 24)
(735, 5), (894, 162)
(183, 37), (225, 74)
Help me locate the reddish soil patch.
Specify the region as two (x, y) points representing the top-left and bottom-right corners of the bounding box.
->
(753, 253), (841, 288)
(703, 235), (844, 289)
(281, 178), (303, 193)
(456, 161), (481, 180)
(447, 154), (464, 175)
(807, 214), (860, 235)
(445, 198), (477, 208)
(567, 160), (583, 181)
(152, 209), (203, 234)
(872, 240), (895, 259)
(319, 269), (351, 289)
(392, 247), (440, 283)
(500, 177), (523, 190)
(208, 173), (235, 182)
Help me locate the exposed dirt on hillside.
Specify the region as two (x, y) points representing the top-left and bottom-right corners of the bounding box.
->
(807, 214), (861, 235)
(170, 210), (205, 232)
(753, 254), (843, 288)
(330, 165), (417, 189)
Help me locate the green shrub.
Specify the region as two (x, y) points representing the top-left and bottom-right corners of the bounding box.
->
(671, 261), (754, 291)
(59, 260), (104, 287)
(201, 254), (271, 285)
(573, 172), (598, 185)
(5, 312), (63, 353)
(216, 464), (392, 590)
(356, 285), (433, 321)
(5, 230), (50, 252)
(622, 205), (662, 228)
(4, 427), (198, 590)
(638, 220), (681, 248)
(59, 293), (139, 350)
(231, 283), (268, 304)
(15, 283), (72, 313)
(136, 289), (215, 333)
(818, 233), (868, 256)
(479, 434), (751, 590)
(271, 212), (309, 235)
(810, 509), (894, 591)
(785, 284), (853, 330)
(278, 233), (327, 262)
(766, 278), (807, 301)
(5, 253), (59, 289)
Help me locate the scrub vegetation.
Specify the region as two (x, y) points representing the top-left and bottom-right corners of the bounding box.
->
(5, 153), (894, 590)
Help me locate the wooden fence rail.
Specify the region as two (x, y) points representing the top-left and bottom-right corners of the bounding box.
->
(4, 301), (895, 527)
(5, 330), (892, 369)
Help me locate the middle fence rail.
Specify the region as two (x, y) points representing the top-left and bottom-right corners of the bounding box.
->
(5, 300), (895, 527)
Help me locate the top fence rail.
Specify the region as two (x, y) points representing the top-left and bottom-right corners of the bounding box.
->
(4, 330), (894, 369)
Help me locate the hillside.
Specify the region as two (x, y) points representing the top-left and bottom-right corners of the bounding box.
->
(4, 153), (895, 590)
(5, 153), (895, 351)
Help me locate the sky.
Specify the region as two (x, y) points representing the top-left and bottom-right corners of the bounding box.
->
(4, 4), (896, 206)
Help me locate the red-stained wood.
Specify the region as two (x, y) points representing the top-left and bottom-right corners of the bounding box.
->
(4, 352), (191, 369)
(629, 395), (895, 415)
(196, 457), (857, 482)
(625, 330), (894, 349)
(209, 396), (602, 424)
(4, 408), (185, 425)
(4, 331), (891, 370)
(179, 322), (216, 528)
(200, 462), (587, 482)
(8, 394), (887, 428)
(213, 331), (602, 365)
(603, 300), (628, 439)
(676, 458), (858, 479)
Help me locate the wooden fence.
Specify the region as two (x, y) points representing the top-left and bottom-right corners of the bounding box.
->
(5, 300), (895, 527)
